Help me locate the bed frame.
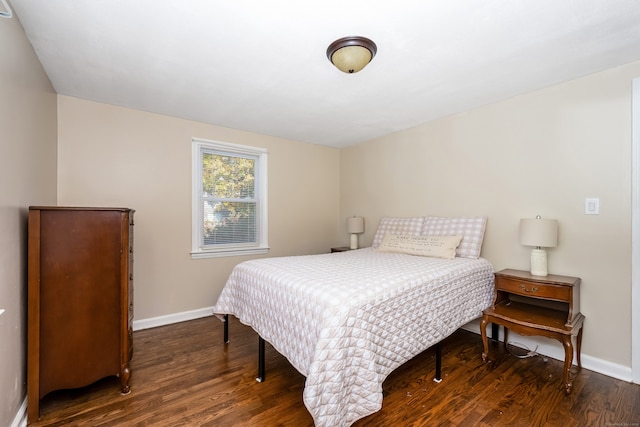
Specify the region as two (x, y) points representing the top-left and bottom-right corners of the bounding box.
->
(221, 314), (443, 383)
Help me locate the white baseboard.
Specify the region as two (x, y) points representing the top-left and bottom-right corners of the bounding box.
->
(132, 306), (214, 331)
(462, 319), (633, 383)
(11, 398), (26, 427)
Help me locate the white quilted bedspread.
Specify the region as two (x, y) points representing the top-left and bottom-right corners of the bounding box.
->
(213, 248), (494, 427)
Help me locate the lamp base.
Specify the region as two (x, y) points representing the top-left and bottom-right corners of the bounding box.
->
(530, 248), (548, 276)
(350, 233), (358, 250)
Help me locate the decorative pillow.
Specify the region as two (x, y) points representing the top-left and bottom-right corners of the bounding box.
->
(377, 234), (463, 259)
(372, 217), (425, 248)
(421, 216), (487, 259)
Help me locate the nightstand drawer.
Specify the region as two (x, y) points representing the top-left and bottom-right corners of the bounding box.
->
(496, 276), (571, 302)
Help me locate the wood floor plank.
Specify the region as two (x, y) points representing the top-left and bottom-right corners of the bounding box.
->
(29, 315), (640, 426)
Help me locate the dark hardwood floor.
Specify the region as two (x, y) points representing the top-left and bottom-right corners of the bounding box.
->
(30, 315), (640, 426)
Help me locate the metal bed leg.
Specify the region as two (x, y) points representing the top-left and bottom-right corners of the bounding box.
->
(223, 314), (229, 343)
(222, 315), (265, 382)
(257, 336), (265, 382)
(433, 342), (442, 383)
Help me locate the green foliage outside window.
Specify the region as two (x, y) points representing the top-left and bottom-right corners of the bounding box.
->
(202, 152), (257, 246)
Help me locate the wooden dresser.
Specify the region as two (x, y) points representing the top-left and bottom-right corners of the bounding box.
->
(27, 207), (135, 423)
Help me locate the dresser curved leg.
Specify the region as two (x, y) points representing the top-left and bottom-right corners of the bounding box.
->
(120, 366), (131, 395)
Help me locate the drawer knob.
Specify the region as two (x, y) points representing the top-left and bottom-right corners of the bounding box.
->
(519, 284), (538, 293)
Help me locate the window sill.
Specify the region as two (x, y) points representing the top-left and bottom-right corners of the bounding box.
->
(191, 247), (270, 259)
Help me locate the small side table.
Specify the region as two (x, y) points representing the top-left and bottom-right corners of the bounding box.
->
(330, 246), (351, 253)
(480, 269), (585, 394)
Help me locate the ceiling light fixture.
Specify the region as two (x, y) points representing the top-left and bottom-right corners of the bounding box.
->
(326, 36), (377, 74)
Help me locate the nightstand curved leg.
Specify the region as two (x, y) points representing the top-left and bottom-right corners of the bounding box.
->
(503, 327), (509, 350)
(562, 335), (574, 394)
(480, 316), (489, 362)
(576, 325), (583, 370)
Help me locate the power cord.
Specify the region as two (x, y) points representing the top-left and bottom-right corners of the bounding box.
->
(505, 340), (548, 362)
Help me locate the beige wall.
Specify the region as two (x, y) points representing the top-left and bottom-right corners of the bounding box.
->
(0, 12), (57, 427)
(57, 96), (341, 320)
(341, 61), (640, 367)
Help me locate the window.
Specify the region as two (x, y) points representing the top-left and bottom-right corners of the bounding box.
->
(192, 138), (268, 258)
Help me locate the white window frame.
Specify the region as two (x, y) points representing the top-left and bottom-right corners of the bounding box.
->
(191, 138), (269, 259)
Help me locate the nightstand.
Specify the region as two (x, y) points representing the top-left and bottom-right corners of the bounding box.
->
(330, 246), (351, 253)
(480, 269), (584, 394)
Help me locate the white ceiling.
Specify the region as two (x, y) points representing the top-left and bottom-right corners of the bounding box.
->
(10, 0), (640, 148)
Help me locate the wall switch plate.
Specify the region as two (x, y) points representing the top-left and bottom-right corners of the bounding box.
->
(585, 198), (600, 215)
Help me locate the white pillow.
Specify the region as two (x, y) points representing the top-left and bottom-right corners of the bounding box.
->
(377, 234), (463, 259)
(421, 216), (487, 259)
(372, 217), (425, 248)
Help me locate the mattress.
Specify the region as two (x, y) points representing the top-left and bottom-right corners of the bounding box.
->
(213, 247), (494, 426)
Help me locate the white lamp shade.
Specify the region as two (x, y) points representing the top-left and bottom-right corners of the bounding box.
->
(347, 216), (364, 234)
(519, 217), (558, 248)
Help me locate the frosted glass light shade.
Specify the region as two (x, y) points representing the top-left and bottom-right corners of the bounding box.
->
(331, 46), (371, 73)
(327, 36), (377, 74)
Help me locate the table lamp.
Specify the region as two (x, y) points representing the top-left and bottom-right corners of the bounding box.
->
(519, 215), (558, 276)
(347, 216), (365, 250)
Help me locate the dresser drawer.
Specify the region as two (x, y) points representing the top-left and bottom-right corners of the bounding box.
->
(496, 276), (571, 302)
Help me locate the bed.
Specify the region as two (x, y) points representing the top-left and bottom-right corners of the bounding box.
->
(212, 216), (494, 427)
